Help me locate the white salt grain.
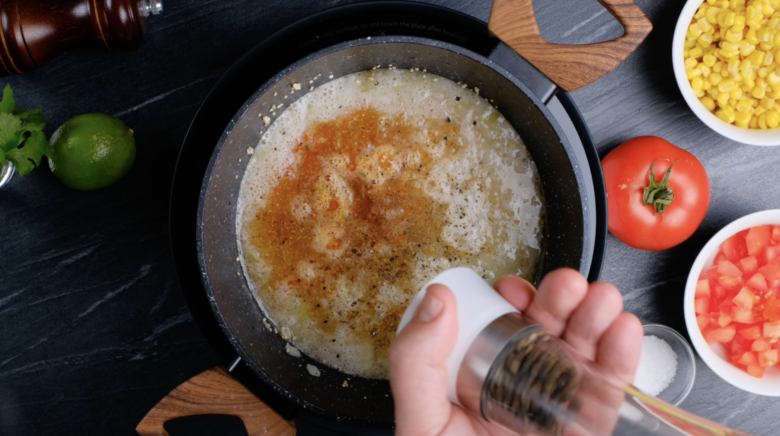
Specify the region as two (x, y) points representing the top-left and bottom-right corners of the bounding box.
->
(634, 335), (678, 396)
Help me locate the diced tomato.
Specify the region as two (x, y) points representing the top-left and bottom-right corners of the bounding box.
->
(718, 260), (743, 277)
(759, 259), (780, 281)
(740, 325), (763, 340)
(695, 279), (711, 298)
(712, 283), (727, 299)
(747, 365), (765, 378)
(722, 234), (748, 262)
(695, 298), (711, 315)
(706, 267), (722, 280)
(764, 321), (780, 338)
(772, 226), (780, 244)
(746, 226), (772, 256)
(746, 273), (768, 292)
(719, 276), (744, 291)
(697, 314), (711, 330)
(758, 349), (778, 367)
(733, 287), (756, 310)
(733, 306), (755, 324)
(738, 256), (759, 275)
(764, 299), (780, 322)
(771, 279), (780, 291)
(706, 325), (737, 344)
(714, 252), (727, 265)
(753, 338), (771, 351)
(719, 310), (733, 326)
(737, 351), (758, 366)
(760, 246), (780, 266)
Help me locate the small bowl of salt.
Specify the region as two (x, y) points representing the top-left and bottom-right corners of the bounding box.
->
(634, 324), (696, 406)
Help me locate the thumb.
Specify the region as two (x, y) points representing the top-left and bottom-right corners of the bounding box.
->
(390, 284), (459, 436)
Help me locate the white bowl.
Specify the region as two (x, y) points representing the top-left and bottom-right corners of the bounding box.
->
(673, 0), (780, 146)
(684, 209), (780, 396)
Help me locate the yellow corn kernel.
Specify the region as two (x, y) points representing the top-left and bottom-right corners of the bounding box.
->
(692, 76), (705, 91)
(771, 15), (780, 29)
(714, 60), (725, 72)
(758, 76), (769, 88)
(717, 105), (737, 123)
(746, 6), (763, 27)
(774, 31), (780, 46)
(740, 58), (753, 73)
(731, 88), (744, 99)
(755, 104), (768, 115)
(719, 78), (737, 92)
(688, 68), (703, 80)
(733, 15), (748, 32)
(723, 11), (737, 27)
(689, 47), (704, 59)
(728, 58), (740, 74)
(753, 85), (768, 98)
(750, 115), (760, 127)
(767, 52), (776, 65)
(761, 96), (776, 108)
(768, 87), (780, 98)
(750, 97), (759, 107)
(707, 6), (721, 23)
(745, 75), (756, 88)
(704, 79), (713, 90)
(767, 110), (780, 127)
(685, 58), (698, 70)
(750, 49), (766, 65)
(689, 23), (704, 39)
(758, 27), (773, 44)
(739, 40), (757, 55)
(709, 71), (724, 85)
(747, 27), (760, 44)
(764, 1), (775, 15)
(698, 17), (714, 34)
(696, 89), (706, 97)
(729, 98), (738, 107)
(718, 90), (732, 106)
(760, 41), (774, 51)
(726, 28), (744, 42)
(736, 99), (754, 112)
(701, 96), (717, 111)
(759, 112), (769, 128)
(699, 33), (715, 47)
(745, 67), (757, 80)
(699, 64), (713, 77)
(759, 66), (769, 77)
(735, 111), (753, 126)
(768, 70), (780, 85)
(703, 54), (718, 67)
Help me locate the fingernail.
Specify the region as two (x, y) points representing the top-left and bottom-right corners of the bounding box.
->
(416, 292), (444, 323)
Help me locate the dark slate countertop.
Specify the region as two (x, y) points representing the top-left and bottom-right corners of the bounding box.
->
(1, 0), (778, 435)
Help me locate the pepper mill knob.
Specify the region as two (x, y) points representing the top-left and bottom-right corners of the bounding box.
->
(0, 0), (163, 76)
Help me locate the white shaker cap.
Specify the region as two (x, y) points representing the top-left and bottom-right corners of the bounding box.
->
(396, 267), (519, 406)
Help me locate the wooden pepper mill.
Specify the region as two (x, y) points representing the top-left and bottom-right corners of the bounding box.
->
(0, 0), (162, 76)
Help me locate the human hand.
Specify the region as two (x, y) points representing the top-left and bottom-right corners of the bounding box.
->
(389, 269), (643, 436)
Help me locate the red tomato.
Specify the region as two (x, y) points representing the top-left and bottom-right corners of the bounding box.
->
(718, 260), (743, 277)
(739, 325), (762, 340)
(738, 256), (758, 275)
(695, 279), (710, 298)
(706, 325), (736, 344)
(759, 258), (780, 280)
(747, 365), (765, 378)
(752, 338), (771, 351)
(747, 273), (768, 292)
(602, 136), (710, 251)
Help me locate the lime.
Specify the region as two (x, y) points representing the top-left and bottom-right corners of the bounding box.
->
(48, 113), (136, 191)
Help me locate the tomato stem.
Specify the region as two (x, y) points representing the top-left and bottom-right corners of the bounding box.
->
(643, 159), (680, 216)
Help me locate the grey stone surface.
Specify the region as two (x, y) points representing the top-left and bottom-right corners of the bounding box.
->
(0, 0), (777, 435)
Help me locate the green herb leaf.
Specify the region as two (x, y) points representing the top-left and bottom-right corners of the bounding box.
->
(0, 85), (52, 177)
(5, 131), (51, 176)
(0, 84), (16, 113)
(0, 112), (22, 152)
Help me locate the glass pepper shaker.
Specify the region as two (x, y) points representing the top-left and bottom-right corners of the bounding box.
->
(397, 268), (753, 436)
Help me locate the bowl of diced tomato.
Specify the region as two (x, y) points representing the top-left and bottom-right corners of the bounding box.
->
(685, 209), (780, 395)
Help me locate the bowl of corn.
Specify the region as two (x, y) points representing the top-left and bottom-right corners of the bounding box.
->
(674, 0), (780, 145)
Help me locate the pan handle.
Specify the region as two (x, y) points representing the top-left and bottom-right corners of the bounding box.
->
(135, 366), (296, 436)
(488, 0), (652, 92)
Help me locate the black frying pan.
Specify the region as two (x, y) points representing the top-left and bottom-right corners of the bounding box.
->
(162, 1), (651, 434)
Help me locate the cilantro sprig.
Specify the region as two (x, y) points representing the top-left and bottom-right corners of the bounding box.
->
(0, 85), (53, 176)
